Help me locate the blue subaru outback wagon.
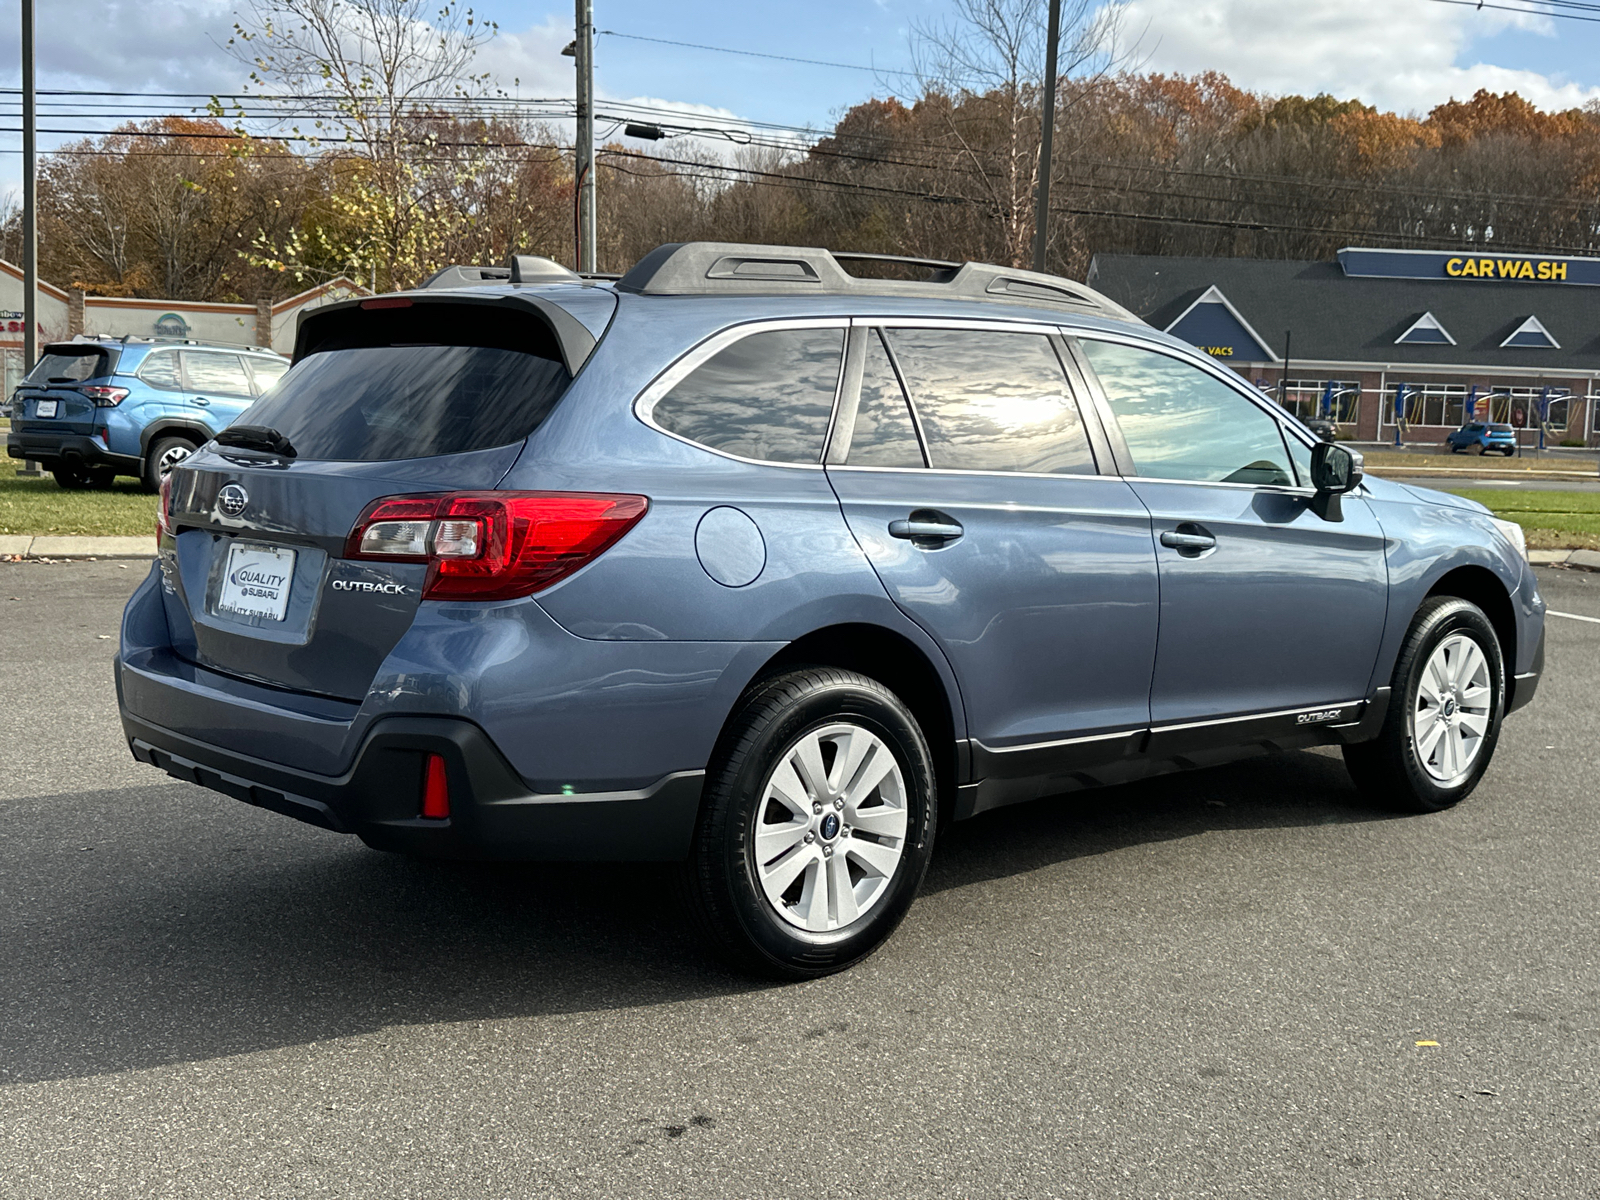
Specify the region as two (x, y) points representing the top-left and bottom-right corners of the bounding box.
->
(116, 244), (1546, 977)
(7, 336), (290, 490)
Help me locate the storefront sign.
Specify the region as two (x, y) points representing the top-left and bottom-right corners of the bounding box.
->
(1339, 247), (1600, 286)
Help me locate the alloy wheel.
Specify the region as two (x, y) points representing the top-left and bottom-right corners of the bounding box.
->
(750, 721), (908, 932)
(1410, 633), (1492, 785)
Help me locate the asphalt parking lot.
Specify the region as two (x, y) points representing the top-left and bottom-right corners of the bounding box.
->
(2, 561), (1597, 1199)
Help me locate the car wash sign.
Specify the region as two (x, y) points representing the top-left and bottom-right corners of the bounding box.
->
(1338, 247), (1600, 286)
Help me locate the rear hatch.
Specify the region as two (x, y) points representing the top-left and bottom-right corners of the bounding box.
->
(159, 293), (600, 701)
(12, 344), (120, 435)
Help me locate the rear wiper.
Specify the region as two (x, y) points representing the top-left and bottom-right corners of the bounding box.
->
(215, 425), (297, 458)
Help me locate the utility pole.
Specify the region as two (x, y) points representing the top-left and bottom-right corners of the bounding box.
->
(573, 0), (596, 274)
(1030, 0), (1061, 273)
(22, 0), (37, 372)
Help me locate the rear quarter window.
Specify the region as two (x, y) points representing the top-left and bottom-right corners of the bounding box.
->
(26, 348), (113, 384)
(650, 327), (844, 464)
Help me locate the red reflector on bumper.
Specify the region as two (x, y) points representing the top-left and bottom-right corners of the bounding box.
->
(421, 753), (450, 819)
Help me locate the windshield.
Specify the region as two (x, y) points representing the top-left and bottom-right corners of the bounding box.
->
(25, 348), (113, 385)
(234, 344), (571, 461)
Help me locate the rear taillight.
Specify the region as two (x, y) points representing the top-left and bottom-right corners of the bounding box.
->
(80, 385), (129, 407)
(345, 491), (649, 601)
(156, 473), (175, 545)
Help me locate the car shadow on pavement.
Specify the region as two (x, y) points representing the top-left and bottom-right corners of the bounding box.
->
(2, 749), (1391, 1086)
(923, 746), (1398, 897)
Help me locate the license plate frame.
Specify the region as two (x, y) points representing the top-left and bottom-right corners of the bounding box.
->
(215, 542), (297, 622)
(35, 399), (57, 418)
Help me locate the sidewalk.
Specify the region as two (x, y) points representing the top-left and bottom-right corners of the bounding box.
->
(0, 535), (154, 559)
(1530, 548), (1600, 570)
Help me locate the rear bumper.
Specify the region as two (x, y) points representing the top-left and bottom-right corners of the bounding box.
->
(7, 428), (141, 472)
(121, 705), (703, 861)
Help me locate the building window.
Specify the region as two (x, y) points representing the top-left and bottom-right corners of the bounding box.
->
(1280, 379), (1361, 424)
(1398, 383), (1467, 427)
(1476, 387), (1569, 431)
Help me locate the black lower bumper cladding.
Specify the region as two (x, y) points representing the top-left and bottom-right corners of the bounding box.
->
(123, 712), (703, 862)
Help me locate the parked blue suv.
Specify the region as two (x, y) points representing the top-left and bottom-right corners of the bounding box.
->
(116, 245), (1546, 977)
(1447, 421), (1517, 456)
(7, 336), (289, 489)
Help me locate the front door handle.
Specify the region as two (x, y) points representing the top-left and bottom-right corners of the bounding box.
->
(192, 397), (210, 407)
(1159, 526), (1216, 556)
(889, 512), (964, 547)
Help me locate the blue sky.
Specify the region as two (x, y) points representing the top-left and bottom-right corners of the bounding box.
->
(3, 0), (1600, 194)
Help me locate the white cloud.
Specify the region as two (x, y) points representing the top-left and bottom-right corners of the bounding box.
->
(1106, 0), (1598, 114)
(0, 0), (240, 93)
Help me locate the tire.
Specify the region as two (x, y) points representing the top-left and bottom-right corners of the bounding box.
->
(142, 436), (196, 491)
(1343, 597), (1505, 813)
(683, 667), (937, 979)
(52, 464), (88, 489)
(85, 467), (118, 489)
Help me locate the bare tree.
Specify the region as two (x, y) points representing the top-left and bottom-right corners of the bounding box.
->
(904, 0), (1130, 267)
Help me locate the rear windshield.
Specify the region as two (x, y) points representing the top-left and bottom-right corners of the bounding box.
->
(234, 304), (571, 461)
(25, 347), (114, 385)
(1488, 423), (1513, 431)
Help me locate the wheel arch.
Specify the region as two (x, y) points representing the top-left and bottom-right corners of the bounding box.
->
(743, 623), (965, 825)
(1425, 564), (1516, 683)
(139, 419), (213, 457)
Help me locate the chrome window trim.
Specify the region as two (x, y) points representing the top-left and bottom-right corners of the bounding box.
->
(855, 314), (1061, 334)
(826, 462), (1130, 484)
(633, 317), (850, 471)
(1064, 325), (1322, 489)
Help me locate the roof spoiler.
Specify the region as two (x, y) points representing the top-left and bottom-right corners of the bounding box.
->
(292, 291), (599, 375)
(615, 242), (1138, 321)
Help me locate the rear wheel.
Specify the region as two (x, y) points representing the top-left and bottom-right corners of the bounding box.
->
(1343, 597), (1504, 813)
(85, 467), (118, 489)
(142, 436), (196, 491)
(683, 668), (936, 979)
(52, 464), (87, 489)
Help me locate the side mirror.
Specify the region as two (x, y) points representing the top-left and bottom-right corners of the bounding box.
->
(1308, 442), (1363, 522)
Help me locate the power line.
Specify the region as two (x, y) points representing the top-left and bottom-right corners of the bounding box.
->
(597, 30), (892, 74)
(1427, 0), (1600, 22)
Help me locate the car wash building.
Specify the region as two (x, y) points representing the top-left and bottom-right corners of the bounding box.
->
(1085, 247), (1600, 447)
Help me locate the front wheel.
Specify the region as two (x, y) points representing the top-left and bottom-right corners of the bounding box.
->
(1343, 597), (1505, 813)
(683, 668), (937, 979)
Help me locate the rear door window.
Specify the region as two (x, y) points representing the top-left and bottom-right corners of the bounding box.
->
(182, 351), (254, 398)
(886, 328), (1095, 475)
(1076, 338), (1295, 486)
(651, 327), (843, 464)
(842, 330), (925, 468)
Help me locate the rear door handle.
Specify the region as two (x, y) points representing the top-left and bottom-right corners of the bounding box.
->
(192, 397), (210, 407)
(889, 514), (964, 545)
(1159, 528), (1216, 555)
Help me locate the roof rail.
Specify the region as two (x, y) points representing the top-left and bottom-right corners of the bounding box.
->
(614, 242), (1137, 321)
(422, 254), (582, 290)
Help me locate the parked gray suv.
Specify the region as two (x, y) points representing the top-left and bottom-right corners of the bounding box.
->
(117, 244), (1546, 977)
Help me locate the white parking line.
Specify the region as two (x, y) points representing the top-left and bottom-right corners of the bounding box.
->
(1549, 610), (1600, 625)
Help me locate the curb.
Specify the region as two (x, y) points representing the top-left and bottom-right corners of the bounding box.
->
(0, 535), (154, 560)
(1366, 467), (1598, 482)
(1530, 549), (1600, 571)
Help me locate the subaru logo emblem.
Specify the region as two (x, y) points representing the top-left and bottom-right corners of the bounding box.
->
(217, 484), (249, 518)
